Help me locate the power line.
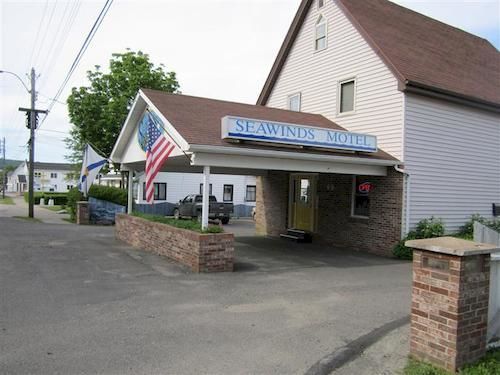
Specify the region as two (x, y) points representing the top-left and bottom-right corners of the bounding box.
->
(37, 0), (72, 77)
(39, 0), (83, 91)
(31, 0), (59, 69)
(38, 0), (114, 131)
(27, 0), (49, 71)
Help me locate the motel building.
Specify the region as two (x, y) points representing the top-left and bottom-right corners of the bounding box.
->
(111, 0), (499, 257)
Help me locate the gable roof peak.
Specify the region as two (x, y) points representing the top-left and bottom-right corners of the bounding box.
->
(258, 0), (500, 110)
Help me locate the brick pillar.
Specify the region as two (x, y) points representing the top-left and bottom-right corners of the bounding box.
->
(406, 237), (500, 372)
(255, 171), (289, 236)
(76, 201), (89, 225)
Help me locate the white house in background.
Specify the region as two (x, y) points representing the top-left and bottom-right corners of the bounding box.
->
(134, 172), (256, 217)
(94, 171), (257, 217)
(257, 0), (500, 232)
(7, 161), (78, 194)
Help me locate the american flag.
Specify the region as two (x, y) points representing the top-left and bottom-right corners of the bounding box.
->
(145, 112), (175, 203)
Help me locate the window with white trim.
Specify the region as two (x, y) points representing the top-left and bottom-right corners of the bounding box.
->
(199, 183), (213, 195)
(246, 185), (256, 202)
(287, 93), (301, 111)
(223, 184), (233, 202)
(143, 182), (167, 201)
(50, 172), (57, 178)
(315, 15), (327, 51)
(339, 79), (355, 114)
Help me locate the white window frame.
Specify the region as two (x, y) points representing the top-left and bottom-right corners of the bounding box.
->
(245, 185), (256, 202)
(223, 184), (234, 202)
(351, 176), (370, 219)
(314, 15), (327, 52)
(337, 77), (357, 116)
(287, 92), (301, 111)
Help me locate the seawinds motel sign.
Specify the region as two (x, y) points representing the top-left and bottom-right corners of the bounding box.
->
(221, 116), (377, 153)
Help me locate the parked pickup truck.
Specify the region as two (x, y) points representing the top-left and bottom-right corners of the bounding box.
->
(173, 194), (233, 224)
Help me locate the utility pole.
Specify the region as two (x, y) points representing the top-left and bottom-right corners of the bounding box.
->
(1, 137), (5, 199)
(18, 68), (47, 218)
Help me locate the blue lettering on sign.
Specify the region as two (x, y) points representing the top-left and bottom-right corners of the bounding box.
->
(222, 116), (377, 153)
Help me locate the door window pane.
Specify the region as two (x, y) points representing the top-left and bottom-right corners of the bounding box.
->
(299, 179), (310, 204)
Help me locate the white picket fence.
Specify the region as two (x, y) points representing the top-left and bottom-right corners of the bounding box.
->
(473, 222), (500, 342)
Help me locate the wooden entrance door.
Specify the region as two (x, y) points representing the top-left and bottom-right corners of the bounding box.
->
(291, 175), (317, 232)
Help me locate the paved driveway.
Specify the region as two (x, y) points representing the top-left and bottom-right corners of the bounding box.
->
(0, 218), (411, 374)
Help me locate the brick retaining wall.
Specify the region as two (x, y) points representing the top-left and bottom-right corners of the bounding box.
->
(115, 214), (234, 273)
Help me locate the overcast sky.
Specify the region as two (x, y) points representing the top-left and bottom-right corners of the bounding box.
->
(1, 0), (499, 162)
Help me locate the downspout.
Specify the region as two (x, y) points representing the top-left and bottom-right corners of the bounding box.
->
(394, 164), (410, 237)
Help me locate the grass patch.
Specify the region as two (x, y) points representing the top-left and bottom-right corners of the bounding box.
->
(13, 216), (43, 223)
(132, 212), (223, 234)
(0, 196), (14, 205)
(62, 218), (75, 223)
(41, 205), (64, 212)
(404, 349), (500, 374)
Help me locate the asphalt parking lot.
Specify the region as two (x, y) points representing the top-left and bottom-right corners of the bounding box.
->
(0, 217), (411, 374)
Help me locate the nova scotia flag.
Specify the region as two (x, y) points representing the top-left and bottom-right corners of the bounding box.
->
(78, 144), (108, 196)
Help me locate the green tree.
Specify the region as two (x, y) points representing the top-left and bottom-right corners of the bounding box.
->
(66, 50), (180, 166)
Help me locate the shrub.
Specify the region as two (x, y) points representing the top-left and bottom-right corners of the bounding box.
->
(486, 218), (500, 233)
(415, 217), (445, 238)
(404, 349), (500, 374)
(393, 217), (445, 260)
(393, 231), (417, 260)
(458, 214), (487, 238)
(67, 187), (84, 221)
(24, 192), (68, 205)
(132, 212), (223, 233)
(458, 214), (500, 239)
(88, 185), (128, 206)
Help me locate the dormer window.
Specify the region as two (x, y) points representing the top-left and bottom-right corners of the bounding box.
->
(315, 15), (327, 51)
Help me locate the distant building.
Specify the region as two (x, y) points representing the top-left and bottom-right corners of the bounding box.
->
(7, 161), (78, 194)
(133, 172), (256, 217)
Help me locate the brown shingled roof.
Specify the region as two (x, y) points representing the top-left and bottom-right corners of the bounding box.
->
(142, 89), (397, 161)
(257, 0), (500, 109)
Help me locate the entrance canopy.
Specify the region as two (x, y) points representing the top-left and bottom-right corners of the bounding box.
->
(111, 89), (399, 176)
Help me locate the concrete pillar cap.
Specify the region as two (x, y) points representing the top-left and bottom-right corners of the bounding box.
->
(406, 236), (500, 256)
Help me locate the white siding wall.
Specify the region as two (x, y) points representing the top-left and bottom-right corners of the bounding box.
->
(266, 0), (404, 160)
(33, 169), (77, 193)
(405, 94), (500, 232)
(135, 172), (256, 207)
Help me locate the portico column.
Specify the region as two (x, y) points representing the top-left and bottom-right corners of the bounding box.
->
(202, 166), (210, 230)
(127, 170), (134, 214)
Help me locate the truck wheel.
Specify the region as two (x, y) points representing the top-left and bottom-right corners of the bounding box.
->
(173, 209), (180, 220)
(221, 217), (230, 225)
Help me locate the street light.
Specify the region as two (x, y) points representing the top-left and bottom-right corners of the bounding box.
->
(0, 68), (44, 218)
(0, 70), (31, 93)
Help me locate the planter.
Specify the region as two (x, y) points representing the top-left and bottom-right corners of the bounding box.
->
(115, 213), (234, 273)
